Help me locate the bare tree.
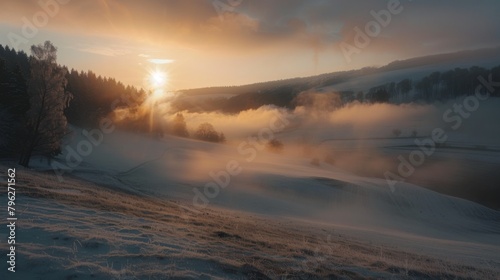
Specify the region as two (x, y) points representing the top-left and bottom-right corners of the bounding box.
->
(194, 122), (225, 143)
(411, 129), (418, 138)
(392, 128), (402, 138)
(19, 41), (72, 167)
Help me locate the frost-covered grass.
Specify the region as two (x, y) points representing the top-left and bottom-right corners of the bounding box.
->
(2, 165), (498, 279)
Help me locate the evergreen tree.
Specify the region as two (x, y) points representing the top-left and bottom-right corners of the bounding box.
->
(172, 113), (189, 137)
(0, 60), (29, 156)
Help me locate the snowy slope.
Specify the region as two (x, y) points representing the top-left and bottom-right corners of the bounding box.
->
(10, 167), (498, 279)
(319, 48), (500, 93)
(39, 128), (499, 266)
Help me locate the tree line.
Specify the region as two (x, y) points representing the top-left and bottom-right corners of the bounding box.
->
(169, 66), (500, 114)
(364, 67), (500, 104)
(0, 42), (145, 167)
(1, 42), (499, 166)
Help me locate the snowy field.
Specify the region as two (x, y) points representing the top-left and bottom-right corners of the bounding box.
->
(3, 122), (499, 279)
(3, 92), (500, 279)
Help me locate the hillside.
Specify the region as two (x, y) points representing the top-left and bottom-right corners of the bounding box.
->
(3, 127), (499, 279)
(171, 47), (500, 113)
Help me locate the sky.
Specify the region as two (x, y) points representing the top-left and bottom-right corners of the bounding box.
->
(1, 0), (500, 91)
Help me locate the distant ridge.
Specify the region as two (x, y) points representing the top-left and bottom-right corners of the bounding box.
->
(381, 46), (500, 72)
(178, 46), (500, 95)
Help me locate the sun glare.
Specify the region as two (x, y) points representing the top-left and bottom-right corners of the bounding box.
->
(149, 70), (168, 88)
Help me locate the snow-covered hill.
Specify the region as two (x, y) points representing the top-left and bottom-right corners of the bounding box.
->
(30, 127), (498, 266)
(4, 116), (498, 279)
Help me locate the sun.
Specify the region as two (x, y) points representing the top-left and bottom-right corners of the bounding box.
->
(149, 70), (168, 88)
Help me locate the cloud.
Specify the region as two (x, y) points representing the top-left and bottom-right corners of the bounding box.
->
(170, 105), (291, 139)
(3, 0), (496, 56)
(77, 46), (131, 57)
(148, 58), (175, 65)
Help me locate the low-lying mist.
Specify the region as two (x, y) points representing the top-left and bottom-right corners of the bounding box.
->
(156, 92), (500, 144)
(107, 92), (500, 209)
